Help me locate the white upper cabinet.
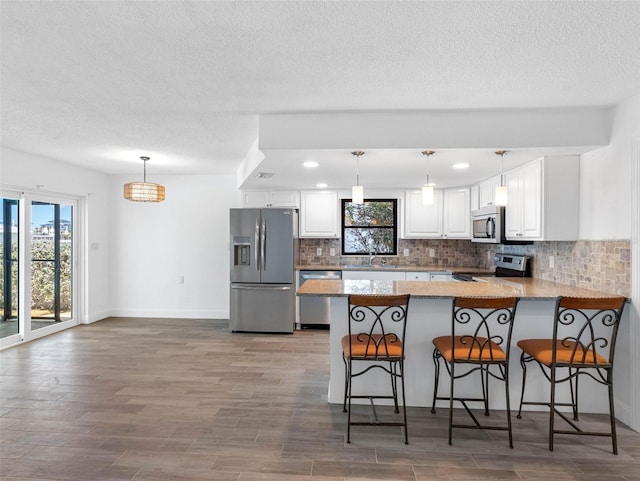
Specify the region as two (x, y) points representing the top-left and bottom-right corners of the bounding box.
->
(403, 188), (470, 239)
(470, 184), (480, 212)
(299, 191), (339, 238)
(504, 156), (579, 241)
(478, 175), (502, 208)
(403, 189), (444, 238)
(443, 188), (471, 238)
(242, 191), (300, 208)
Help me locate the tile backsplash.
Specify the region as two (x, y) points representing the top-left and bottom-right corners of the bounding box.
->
(299, 238), (631, 297)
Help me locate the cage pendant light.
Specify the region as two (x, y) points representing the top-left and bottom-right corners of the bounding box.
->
(494, 150), (508, 206)
(421, 150), (435, 205)
(351, 151), (365, 204)
(124, 156), (166, 202)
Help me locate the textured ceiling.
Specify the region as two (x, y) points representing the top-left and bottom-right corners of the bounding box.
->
(1, 1), (639, 185)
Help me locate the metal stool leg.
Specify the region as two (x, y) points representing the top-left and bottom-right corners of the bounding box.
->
(431, 349), (440, 414)
(342, 355), (349, 413)
(608, 369), (618, 455)
(517, 352), (529, 419)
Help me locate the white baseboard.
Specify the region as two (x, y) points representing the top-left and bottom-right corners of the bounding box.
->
(615, 398), (633, 428)
(108, 308), (229, 319)
(84, 310), (112, 324)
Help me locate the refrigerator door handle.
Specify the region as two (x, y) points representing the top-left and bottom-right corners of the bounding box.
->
(261, 217), (266, 271)
(231, 285), (292, 291)
(254, 218), (260, 271)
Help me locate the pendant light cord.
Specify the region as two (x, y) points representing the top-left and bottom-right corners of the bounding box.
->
(351, 151), (365, 187)
(495, 150), (507, 186)
(141, 156), (150, 182)
(422, 150), (435, 185)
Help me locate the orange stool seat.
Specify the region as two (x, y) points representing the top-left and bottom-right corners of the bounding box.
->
(342, 333), (404, 359)
(517, 339), (608, 366)
(433, 335), (506, 362)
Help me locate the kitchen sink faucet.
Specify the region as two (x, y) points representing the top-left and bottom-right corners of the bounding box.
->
(369, 250), (386, 265)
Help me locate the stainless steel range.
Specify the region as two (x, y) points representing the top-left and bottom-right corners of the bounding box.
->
(494, 253), (532, 277)
(452, 253), (531, 281)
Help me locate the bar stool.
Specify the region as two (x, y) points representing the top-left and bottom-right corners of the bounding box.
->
(516, 296), (627, 454)
(342, 294), (410, 444)
(431, 296), (519, 447)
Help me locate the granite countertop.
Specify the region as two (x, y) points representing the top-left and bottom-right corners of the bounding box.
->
(296, 278), (621, 300)
(296, 264), (495, 274)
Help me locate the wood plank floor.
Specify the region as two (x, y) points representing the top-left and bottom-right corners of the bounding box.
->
(1, 317), (639, 481)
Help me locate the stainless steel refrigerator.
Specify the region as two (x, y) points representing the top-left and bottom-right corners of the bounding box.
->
(229, 208), (299, 333)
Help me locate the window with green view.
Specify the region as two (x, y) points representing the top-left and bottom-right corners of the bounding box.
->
(341, 199), (398, 255)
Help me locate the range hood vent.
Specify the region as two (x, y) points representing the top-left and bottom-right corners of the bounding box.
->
(255, 172), (275, 179)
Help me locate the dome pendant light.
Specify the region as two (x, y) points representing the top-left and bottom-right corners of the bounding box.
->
(494, 150), (508, 206)
(421, 150), (435, 205)
(124, 156), (166, 202)
(351, 151), (365, 204)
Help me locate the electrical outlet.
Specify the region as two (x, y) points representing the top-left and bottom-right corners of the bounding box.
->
(403, 248), (410, 257)
(316, 247), (322, 256)
(549, 255), (555, 268)
(329, 248), (336, 256)
(429, 248), (435, 257)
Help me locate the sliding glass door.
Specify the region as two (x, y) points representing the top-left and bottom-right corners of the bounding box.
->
(0, 190), (78, 346)
(31, 200), (74, 330)
(0, 195), (19, 339)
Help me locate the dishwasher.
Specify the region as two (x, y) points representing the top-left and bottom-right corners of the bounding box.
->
(298, 270), (342, 328)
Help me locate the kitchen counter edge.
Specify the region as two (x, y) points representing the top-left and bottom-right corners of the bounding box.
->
(296, 264), (495, 274)
(296, 278), (623, 300)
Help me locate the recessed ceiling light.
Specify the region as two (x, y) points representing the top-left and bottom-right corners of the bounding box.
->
(453, 163), (470, 169)
(303, 161), (319, 168)
(316, 183), (328, 188)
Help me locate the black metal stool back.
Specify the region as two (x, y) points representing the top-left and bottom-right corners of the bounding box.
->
(517, 296), (627, 453)
(342, 294), (410, 443)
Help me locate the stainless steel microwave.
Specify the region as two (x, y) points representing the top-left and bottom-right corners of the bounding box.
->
(471, 205), (504, 243)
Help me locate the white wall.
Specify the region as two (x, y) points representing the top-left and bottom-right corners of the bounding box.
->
(0, 147), (112, 323)
(109, 173), (241, 319)
(580, 93), (640, 240)
(578, 93), (640, 429)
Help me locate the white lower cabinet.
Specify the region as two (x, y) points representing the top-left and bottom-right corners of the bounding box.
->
(341, 270), (406, 281)
(405, 272), (432, 281)
(428, 273), (454, 281)
(299, 191), (339, 238)
(405, 271), (454, 281)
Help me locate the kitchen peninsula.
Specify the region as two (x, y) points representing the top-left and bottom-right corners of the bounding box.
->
(297, 278), (629, 414)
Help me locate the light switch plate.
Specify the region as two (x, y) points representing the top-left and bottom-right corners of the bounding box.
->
(549, 255), (555, 268)
(330, 248), (336, 256)
(403, 248), (410, 257)
(316, 247), (322, 256)
(429, 248), (435, 257)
